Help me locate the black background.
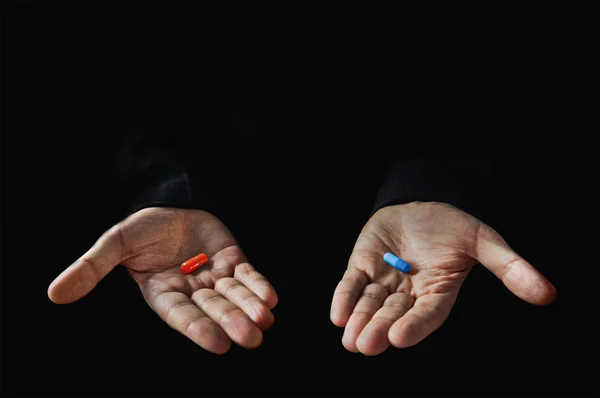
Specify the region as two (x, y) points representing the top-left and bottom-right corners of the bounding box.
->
(2, 1), (599, 397)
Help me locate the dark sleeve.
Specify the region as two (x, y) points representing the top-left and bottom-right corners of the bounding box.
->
(124, 142), (207, 216)
(107, 104), (216, 218)
(107, 80), (272, 220)
(370, 104), (539, 218)
(370, 122), (496, 218)
(363, 69), (487, 215)
(372, 154), (472, 212)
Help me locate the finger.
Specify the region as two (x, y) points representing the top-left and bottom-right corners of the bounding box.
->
(48, 225), (124, 304)
(214, 277), (275, 331)
(473, 222), (557, 305)
(356, 292), (414, 356)
(342, 283), (388, 353)
(233, 262), (278, 309)
(388, 293), (456, 348)
(330, 267), (369, 327)
(151, 291), (231, 354)
(192, 289), (263, 349)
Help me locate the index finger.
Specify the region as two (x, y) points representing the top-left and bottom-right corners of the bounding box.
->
(330, 267), (369, 327)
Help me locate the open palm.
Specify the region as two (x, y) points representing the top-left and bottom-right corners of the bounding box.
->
(331, 201), (556, 355)
(48, 207), (278, 354)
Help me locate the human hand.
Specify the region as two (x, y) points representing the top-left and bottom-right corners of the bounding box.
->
(330, 201), (556, 355)
(48, 207), (278, 354)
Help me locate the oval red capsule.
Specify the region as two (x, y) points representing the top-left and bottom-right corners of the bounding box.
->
(181, 253), (209, 274)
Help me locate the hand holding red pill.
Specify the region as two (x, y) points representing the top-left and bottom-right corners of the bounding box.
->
(181, 252), (209, 274)
(47, 207), (278, 355)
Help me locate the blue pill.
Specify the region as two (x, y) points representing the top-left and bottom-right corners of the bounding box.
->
(383, 252), (412, 273)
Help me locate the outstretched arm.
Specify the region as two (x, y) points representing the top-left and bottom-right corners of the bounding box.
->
(331, 123), (556, 355)
(48, 82), (278, 354)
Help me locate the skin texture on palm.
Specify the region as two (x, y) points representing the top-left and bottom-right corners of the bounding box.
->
(330, 201), (557, 356)
(48, 207), (278, 354)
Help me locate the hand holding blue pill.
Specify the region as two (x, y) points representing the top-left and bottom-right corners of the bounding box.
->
(330, 201), (557, 356)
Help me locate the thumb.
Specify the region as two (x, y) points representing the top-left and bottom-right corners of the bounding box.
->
(472, 222), (557, 306)
(48, 224), (124, 304)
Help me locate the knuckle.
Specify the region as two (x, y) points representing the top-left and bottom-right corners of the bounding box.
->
(249, 300), (271, 323)
(234, 262), (257, 280)
(214, 277), (237, 291)
(192, 289), (219, 304)
(224, 282), (245, 297)
(166, 300), (189, 325)
(249, 276), (268, 288)
(219, 308), (246, 326)
(185, 316), (211, 337)
(81, 257), (103, 283)
(362, 283), (387, 299)
(237, 262), (255, 275)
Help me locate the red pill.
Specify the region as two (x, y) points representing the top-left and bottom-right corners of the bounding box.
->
(181, 253), (209, 274)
